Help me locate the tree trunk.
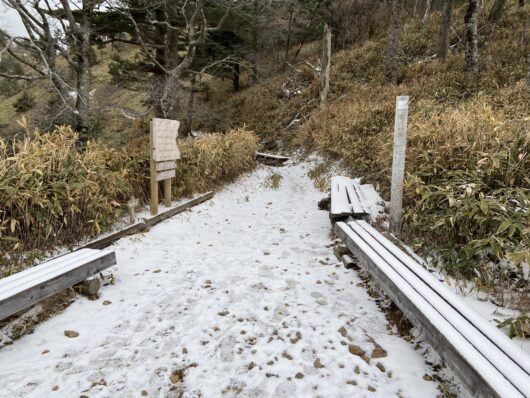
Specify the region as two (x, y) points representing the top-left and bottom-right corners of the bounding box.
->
(520, 0), (525, 7)
(465, 0), (479, 73)
(250, 0), (259, 84)
(319, 23), (331, 107)
(422, 0), (432, 24)
(283, 5), (295, 69)
(151, 6), (168, 118)
(437, 0), (453, 60)
(384, 0), (403, 85)
(292, 1), (320, 62)
(488, 0), (507, 22)
(76, 0), (92, 141)
(186, 74), (196, 136)
(233, 61), (240, 92)
(527, 53), (530, 91)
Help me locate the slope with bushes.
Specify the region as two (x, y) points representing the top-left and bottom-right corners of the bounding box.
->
(213, 4), (530, 305)
(0, 125), (257, 277)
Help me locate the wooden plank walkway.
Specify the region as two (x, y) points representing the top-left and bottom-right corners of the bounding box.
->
(330, 176), (369, 221)
(335, 219), (530, 398)
(255, 152), (289, 166)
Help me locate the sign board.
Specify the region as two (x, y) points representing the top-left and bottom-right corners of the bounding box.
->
(151, 118), (180, 162)
(150, 118), (181, 215)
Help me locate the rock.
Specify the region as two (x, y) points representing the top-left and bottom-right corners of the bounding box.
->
(332, 244), (349, 260)
(41, 349), (49, 355)
(313, 358), (324, 368)
(318, 196), (331, 211)
(102, 300), (112, 306)
(348, 344), (365, 357)
(338, 326), (348, 337)
(423, 374), (432, 381)
(217, 309), (230, 316)
(141, 391), (148, 396)
(367, 386), (376, 392)
(153, 269), (161, 273)
(371, 346), (387, 358)
(354, 366), (360, 374)
(294, 372), (304, 379)
(346, 380), (357, 386)
(247, 362), (257, 370)
(52, 386), (59, 391)
(75, 277), (100, 298)
(376, 362), (386, 373)
(170, 370), (183, 384)
(64, 330), (79, 338)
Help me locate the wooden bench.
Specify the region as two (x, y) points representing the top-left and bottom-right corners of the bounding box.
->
(335, 219), (530, 398)
(255, 152), (289, 166)
(330, 176), (369, 221)
(0, 248), (116, 321)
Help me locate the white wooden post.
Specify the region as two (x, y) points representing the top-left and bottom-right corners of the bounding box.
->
(390, 96), (409, 235)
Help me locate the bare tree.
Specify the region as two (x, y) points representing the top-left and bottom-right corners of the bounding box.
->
(384, 0), (403, 85)
(1, 0), (102, 137)
(437, 0), (453, 60)
(488, 0), (507, 23)
(465, 0), (479, 73)
(422, 0), (431, 24)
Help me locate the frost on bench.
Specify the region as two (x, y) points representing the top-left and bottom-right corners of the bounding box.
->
(330, 176), (369, 221)
(0, 248), (116, 321)
(335, 220), (530, 398)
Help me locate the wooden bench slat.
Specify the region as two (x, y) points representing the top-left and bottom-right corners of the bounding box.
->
(347, 221), (530, 395)
(0, 250), (116, 320)
(355, 220), (530, 378)
(335, 221), (526, 398)
(0, 249), (99, 288)
(345, 180), (369, 216)
(330, 176), (352, 217)
(0, 251), (106, 300)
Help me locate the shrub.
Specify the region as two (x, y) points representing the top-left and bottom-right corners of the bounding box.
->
(13, 92), (36, 113)
(0, 126), (257, 277)
(125, 127), (258, 200)
(0, 127), (131, 275)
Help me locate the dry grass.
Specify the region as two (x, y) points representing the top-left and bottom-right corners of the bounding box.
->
(214, 4), (530, 298)
(0, 126), (257, 277)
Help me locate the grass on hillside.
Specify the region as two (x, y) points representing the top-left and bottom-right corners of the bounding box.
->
(211, 4), (530, 308)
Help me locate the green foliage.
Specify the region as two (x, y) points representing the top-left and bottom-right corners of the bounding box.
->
(404, 170), (529, 279)
(13, 92), (35, 113)
(495, 316), (530, 339)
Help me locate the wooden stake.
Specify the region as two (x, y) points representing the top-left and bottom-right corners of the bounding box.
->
(319, 23), (331, 107)
(149, 121), (158, 216)
(390, 96), (409, 235)
(164, 178), (172, 207)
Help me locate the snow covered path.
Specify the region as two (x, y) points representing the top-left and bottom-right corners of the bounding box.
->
(0, 164), (439, 398)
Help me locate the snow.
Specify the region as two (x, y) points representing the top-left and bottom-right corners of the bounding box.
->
(0, 163), (439, 398)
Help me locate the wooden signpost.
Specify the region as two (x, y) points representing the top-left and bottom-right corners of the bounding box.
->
(389, 96), (409, 235)
(150, 118), (180, 215)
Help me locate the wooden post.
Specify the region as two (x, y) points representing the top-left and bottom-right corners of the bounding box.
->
(164, 179), (172, 207)
(390, 96), (409, 235)
(319, 23), (331, 107)
(149, 121), (159, 216)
